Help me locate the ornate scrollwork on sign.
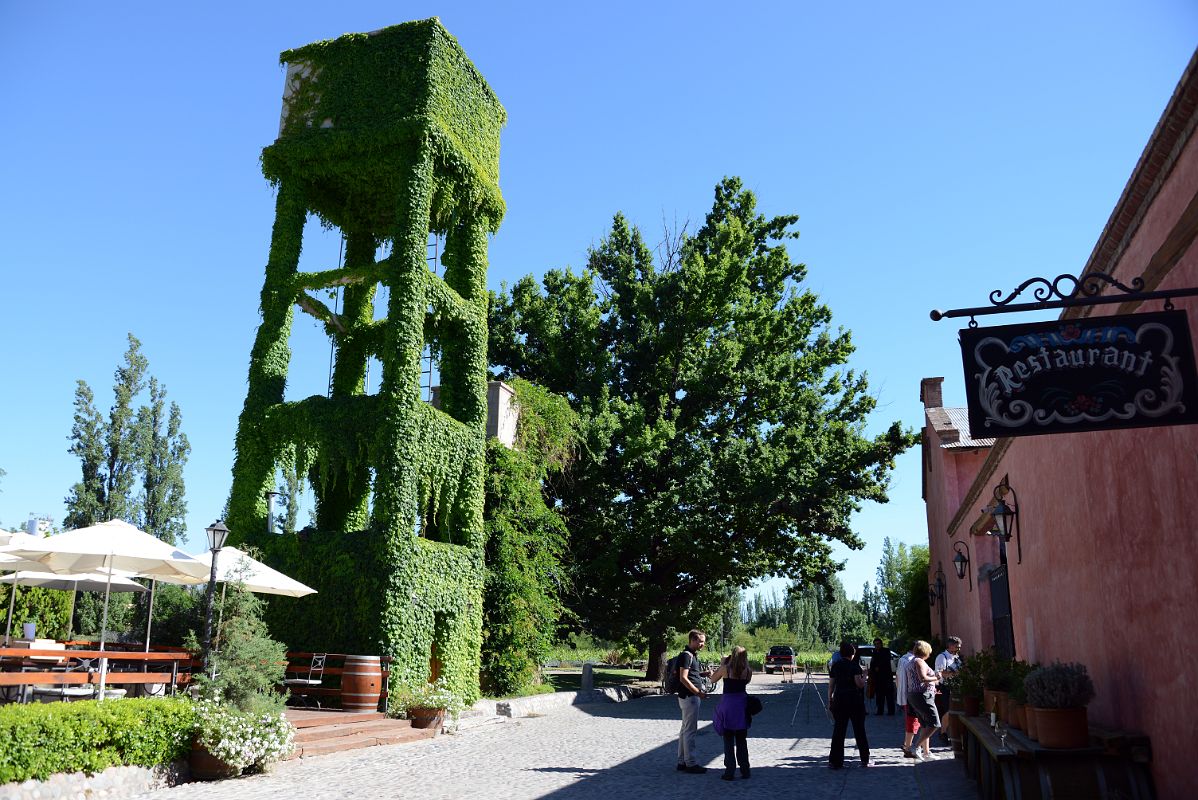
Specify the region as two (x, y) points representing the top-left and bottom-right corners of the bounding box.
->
(988, 272), (1147, 307)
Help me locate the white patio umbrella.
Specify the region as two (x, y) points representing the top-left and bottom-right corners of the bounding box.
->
(189, 547), (317, 598)
(5, 520), (211, 651)
(1, 533), (65, 645)
(0, 570), (147, 594)
(178, 546), (316, 646)
(1, 570), (147, 644)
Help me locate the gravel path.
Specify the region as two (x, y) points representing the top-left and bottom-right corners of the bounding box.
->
(134, 673), (977, 800)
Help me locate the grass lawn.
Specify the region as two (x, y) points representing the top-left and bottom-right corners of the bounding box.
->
(545, 667), (651, 692)
(484, 667), (651, 700)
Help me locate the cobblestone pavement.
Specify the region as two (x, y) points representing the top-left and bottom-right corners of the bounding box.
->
(136, 674), (978, 800)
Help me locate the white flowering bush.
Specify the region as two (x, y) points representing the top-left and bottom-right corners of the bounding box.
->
(193, 700), (295, 771)
(390, 677), (466, 720)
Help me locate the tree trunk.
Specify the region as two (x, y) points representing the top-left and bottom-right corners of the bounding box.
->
(645, 630), (670, 681)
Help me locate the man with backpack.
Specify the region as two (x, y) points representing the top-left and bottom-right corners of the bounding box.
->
(670, 629), (711, 773)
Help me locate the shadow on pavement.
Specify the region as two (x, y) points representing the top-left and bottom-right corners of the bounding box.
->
(517, 676), (976, 800)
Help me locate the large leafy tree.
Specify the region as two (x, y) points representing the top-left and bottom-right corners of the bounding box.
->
(489, 178), (914, 677)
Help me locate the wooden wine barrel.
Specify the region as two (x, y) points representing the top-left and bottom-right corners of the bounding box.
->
(340, 655), (383, 712)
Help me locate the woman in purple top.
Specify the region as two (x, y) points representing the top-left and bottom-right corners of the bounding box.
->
(710, 646), (753, 780)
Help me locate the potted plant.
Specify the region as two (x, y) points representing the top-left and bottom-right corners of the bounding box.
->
(956, 651), (986, 716)
(980, 650), (1014, 721)
(186, 577), (294, 778)
(192, 700), (295, 779)
(391, 676), (466, 733)
(941, 673), (964, 741)
(1005, 660), (1036, 732)
(1024, 661), (1095, 748)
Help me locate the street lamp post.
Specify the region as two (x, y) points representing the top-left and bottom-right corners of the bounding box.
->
(264, 491), (283, 535)
(202, 520), (230, 672)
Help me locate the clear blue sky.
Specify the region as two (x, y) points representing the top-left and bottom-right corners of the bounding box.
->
(2, 2), (1195, 600)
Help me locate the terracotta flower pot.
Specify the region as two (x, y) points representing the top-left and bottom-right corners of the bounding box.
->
(1025, 706), (1039, 740)
(189, 741), (241, 781)
(963, 695), (981, 717)
(1033, 706), (1089, 749)
(1007, 702), (1025, 731)
(408, 706), (446, 730)
(983, 690), (1009, 721)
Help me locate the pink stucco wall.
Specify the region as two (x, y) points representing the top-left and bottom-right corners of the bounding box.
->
(923, 436), (995, 652)
(925, 120), (1198, 798)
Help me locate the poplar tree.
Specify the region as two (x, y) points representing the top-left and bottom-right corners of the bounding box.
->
(63, 335), (191, 637)
(65, 335), (148, 528)
(136, 377), (190, 545)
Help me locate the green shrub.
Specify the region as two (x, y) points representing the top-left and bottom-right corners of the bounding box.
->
(0, 697), (195, 784)
(188, 579), (287, 716)
(1024, 661), (1095, 708)
(0, 586), (71, 641)
(955, 650), (988, 700)
(1007, 660), (1038, 705)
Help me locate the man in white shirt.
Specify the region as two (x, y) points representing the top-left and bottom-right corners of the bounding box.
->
(933, 636), (962, 741)
(896, 644), (932, 759)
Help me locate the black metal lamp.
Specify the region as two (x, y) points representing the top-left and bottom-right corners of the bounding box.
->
(928, 567), (946, 607)
(202, 520), (230, 671)
(952, 539), (973, 592)
(984, 475), (1022, 564)
(205, 520), (230, 552)
(930, 565), (948, 641)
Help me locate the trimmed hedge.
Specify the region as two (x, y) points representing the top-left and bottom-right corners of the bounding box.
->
(0, 698), (195, 784)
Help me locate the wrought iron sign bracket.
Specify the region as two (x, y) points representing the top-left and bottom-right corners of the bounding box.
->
(931, 272), (1198, 327)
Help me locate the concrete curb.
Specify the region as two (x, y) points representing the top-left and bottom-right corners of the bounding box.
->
(496, 686), (640, 718)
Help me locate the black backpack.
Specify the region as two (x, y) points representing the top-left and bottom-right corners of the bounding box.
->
(662, 650), (689, 694)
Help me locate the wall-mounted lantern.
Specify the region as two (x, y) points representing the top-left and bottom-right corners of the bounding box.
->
(984, 474), (1022, 564)
(952, 539), (973, 592)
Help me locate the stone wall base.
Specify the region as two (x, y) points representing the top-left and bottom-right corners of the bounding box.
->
(0, 760), (188, 800)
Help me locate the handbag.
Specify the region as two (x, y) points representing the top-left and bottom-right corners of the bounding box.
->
(746, 695), (763, 716)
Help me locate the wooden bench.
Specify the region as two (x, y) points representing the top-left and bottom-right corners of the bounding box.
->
(957, 714), (1155, 800)
(282, 653), (392, 711)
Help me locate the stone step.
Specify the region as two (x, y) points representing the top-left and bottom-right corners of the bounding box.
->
(286, 709), (385, 729)
(294, 726), (437, 758)
(295, 719), (415, 744)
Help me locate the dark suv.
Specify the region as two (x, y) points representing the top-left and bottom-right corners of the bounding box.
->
(764, 645), (796, 674)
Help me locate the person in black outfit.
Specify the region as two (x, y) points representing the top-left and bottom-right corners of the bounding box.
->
(828, 642), (870, 769)
(867, 637), (895, 715)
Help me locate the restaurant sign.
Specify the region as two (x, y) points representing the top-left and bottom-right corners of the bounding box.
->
(960, 310), (1198, 438)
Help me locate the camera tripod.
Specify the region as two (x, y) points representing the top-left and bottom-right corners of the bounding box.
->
(790, 664), (831, 725)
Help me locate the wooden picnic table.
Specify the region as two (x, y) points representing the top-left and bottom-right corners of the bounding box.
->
(0, 647), (196, 700)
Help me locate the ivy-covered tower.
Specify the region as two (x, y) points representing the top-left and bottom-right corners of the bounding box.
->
(227, 19), (504, 701)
